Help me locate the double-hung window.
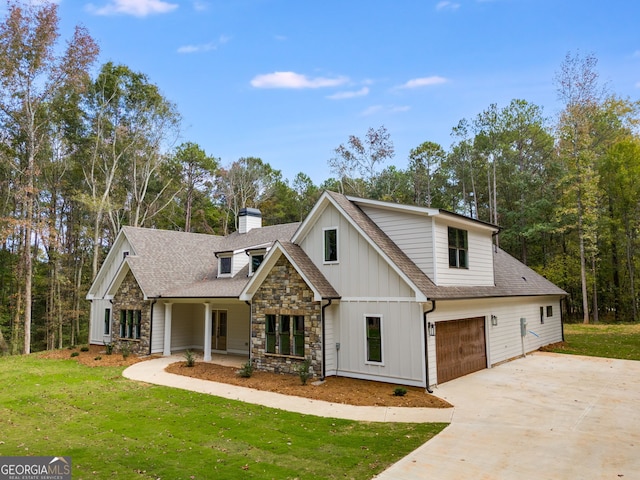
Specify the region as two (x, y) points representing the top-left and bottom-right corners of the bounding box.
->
(365, 315), (383, 364)
(323, 227), (338, 263)
(265, 314), (305, 357)
(448, 227), (468, 268)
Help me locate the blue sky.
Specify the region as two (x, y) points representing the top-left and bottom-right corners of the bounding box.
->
(47, 1), (640, 183)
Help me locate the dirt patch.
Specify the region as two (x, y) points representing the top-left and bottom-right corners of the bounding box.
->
(38, 344), (150, 368)
(39, 346), (451, 408)
(166, 361), (452, 408)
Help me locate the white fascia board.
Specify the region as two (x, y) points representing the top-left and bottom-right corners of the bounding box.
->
(290, 191), (332, 244)
(346, 195), (440, 217)
(240, 241), (326, 302)
(239, 243), (283, 301)
(86, 229), (130, 298)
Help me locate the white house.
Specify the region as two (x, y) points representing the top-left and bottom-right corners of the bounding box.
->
(87, 191), (566, 387)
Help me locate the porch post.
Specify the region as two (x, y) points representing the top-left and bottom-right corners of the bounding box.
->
(163, 302), (173, 356)
(203, 302), (212, 361)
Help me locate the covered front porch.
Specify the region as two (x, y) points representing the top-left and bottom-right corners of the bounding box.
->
(152, 299), (251, 361)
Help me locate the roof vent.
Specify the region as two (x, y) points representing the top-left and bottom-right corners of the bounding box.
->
(238, 208), (262, 234)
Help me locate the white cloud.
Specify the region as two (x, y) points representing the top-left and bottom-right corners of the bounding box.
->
(250, 71), (348, 89)
(326, 87), (370, 100)
(635, 81), (640, 88)
(397, 76), (448, 89)
(193, 1), (209, 11)
(177, 35), (229, 54)
(87, 0), (178, 17)
(360, 104), (410, 116)
(361, 105), (383, 116)
(436, 1), (460, 11)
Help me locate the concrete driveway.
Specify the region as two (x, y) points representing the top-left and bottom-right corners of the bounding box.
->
(375, 352), (640, 479)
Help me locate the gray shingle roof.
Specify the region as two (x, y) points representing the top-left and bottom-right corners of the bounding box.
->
(122, 223), (299, 298)
(119, 194), (565, 302)
(279, 242), (340, 299)
(326, 191), (566, 300)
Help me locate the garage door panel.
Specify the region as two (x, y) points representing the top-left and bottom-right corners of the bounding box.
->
(436, 317), (487, 383)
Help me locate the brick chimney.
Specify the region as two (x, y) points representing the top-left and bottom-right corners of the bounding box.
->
(238, 208), (262, 234)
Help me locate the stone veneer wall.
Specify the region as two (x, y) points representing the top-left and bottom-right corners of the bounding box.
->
(251, 255), (322, 377)
(112, 270), (150, 355)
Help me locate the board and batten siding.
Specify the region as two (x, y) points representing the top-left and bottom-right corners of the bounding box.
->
(425, 296), (563, 385)
(359, 205), (435, 279)
(89, 236), (134, 344)
(433, 217), (495, 286)
(150, 301), (165, 354)
(323, 302), (337, 375)
(335, 300), (425, 386)
(298, 203), (414, 299)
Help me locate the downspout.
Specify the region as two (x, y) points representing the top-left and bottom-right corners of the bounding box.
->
(423, 300), (436, 394)
(245, 301), (252, 363)
(560, 297), (565, 342)
(321, 299), (333, 380)
(148, 299), (157, 356)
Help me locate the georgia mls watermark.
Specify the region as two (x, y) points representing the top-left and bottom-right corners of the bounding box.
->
(0, 457), (71, 480)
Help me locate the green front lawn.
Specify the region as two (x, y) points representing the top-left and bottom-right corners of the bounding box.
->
(0, 355), (446, 480)
(548, 323), (640, 360)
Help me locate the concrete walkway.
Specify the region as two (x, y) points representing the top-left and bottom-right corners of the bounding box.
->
(374, 352), (640, 479)
(123, 355), (454, 423)
(124, 352), (640, 479)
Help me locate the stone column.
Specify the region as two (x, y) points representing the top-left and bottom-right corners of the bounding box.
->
(203, 302), (212, 361)
(163, 302), (173, 356)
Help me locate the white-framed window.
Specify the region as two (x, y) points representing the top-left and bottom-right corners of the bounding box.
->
(448, 227), (468, 268)
(323, 227), (338, 263)
(218, 254), (232, 276)
(265, 314), (305, 357)
(364, 315), (383, 364)
(249, 251), (265, 276)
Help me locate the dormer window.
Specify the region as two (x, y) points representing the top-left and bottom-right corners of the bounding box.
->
(249, 252), (264, 276)
(448, 227), (468, 269)
(219, 255), (232, 276)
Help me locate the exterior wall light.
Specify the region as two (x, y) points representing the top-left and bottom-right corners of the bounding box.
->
(427, 322), (436, 337)
(491, 315), (498, 326)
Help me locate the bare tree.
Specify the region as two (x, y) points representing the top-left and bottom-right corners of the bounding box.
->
(329, 125), (395, 197)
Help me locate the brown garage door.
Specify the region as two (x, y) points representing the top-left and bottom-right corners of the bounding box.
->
(436, 317), (487, 383)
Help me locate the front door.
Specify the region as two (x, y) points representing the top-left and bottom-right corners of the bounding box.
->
(212, 310), (227, 351)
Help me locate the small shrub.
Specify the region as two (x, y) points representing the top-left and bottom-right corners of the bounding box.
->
(297, 359), (312, 386)
(120, 342), (131, 359)
(393, 387), (408, 397)
(94, 356), (102, 361)
(237, 361), (254, 378)
(104, 342), (114, 355)
(184, 349), (196, 367)
(80, 346), (89, 352)
(70, 351), (79, 357)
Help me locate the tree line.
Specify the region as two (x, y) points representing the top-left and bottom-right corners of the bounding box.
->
(0, 2), (638, 355)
